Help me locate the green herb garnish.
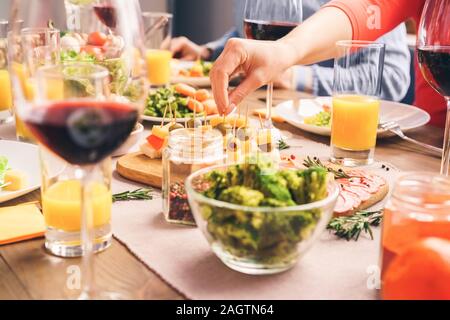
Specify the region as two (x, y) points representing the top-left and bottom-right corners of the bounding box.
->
(112, 188), (153, 202)
(327, 210), (383, 241)
(277, 139), (290, 150)
(303, 156), (351, 179)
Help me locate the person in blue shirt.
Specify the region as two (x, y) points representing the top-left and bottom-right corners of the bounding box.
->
(170, 0), (411, 102)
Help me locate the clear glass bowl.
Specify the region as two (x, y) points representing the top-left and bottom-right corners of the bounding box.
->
(185, 164), (340, 275)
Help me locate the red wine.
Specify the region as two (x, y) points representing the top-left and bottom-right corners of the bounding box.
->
(418, 47), (450, 97)
(25, 101), (137, 165)
(94, 5), (117, 29)
(244, 19), (298, 41)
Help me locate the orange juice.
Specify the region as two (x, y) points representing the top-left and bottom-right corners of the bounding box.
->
(42, 78), (64, 100)
(42, 180), (112, 232)
(10, 63), (36, 141)
(146, 49), (172, 86)
(331, 95), (380, 150)
(0, 69), (13, 111)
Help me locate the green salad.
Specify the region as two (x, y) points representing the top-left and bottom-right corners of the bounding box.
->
(200, 158), (328, 264)
(144, 87), (197, 118)
(304, 111), (331, 127)
(61, 50), (130, 99)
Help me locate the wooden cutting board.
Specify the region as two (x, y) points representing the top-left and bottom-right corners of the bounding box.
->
(116, 152), (163, 188)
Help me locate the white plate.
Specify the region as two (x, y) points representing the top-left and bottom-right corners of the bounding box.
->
(141, 113), (219, 123)
(0, 140), (41, 204)
(276, 97), (431, 138)
(170, 60), (210, 87)
(170, 76), (211, 88)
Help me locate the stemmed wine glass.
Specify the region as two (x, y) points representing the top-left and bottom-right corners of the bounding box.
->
(417, 0), (450, 175)
(243, 0), (302, 132)
(8, 0), (146, 299)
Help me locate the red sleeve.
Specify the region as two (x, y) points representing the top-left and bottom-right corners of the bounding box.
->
(323, 0), (425, 40)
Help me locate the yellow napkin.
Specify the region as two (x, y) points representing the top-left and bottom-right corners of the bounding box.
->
(0, 204), (45, 245)
(252, 108), (285, 123)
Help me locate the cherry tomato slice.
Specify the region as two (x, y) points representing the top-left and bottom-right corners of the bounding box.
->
(88, 31), (107, 46)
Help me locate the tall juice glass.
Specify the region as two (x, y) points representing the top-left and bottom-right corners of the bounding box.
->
(8, 27), (60, 142)
(331, 40), (385, 166)
(142, 12), (173, 87)
(381, 173), (450, 300)
(0, 20), (13, 124)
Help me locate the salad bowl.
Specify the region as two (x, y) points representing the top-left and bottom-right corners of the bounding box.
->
(185, 162), (340, 275)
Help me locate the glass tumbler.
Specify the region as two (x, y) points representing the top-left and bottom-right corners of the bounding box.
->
(142, 12), (173, 87)
(331, 40), (385, 166)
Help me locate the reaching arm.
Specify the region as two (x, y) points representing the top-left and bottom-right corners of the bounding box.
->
(210, 7), (352, 114)
(210, 0), (424, 114)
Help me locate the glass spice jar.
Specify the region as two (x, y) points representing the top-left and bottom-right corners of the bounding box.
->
(162, 128), (224, 226)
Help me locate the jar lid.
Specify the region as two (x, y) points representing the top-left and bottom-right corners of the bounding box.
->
(392, 172), (450, 211)
(167, 128), (224, 161)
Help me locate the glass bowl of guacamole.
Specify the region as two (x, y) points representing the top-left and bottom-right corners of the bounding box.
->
(185, 157), (339, 275)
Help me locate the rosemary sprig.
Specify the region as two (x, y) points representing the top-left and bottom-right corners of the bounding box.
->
(277, 139), (290, 150)
(327, 210), (383, 241)
(112, 188), (153, 202)
(303, 156), (350, 179)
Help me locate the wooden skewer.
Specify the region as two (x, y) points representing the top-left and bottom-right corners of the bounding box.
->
(173, 102), (178, 124)
(258, 112), (264, 129)
(161, 104), (168, 127)
(233, 115), (238, 136)
(193, 98), (197, 127)
(245, 105), (249, 128)
(168, 102), (174, 125)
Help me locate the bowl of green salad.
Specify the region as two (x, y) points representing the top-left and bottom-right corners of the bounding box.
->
(185, 156), (339, 275)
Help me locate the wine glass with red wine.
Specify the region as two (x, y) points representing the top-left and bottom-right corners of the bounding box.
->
(418, 0), (450, 175)
(8, 0), (146, 299)
(244, 0), (302, 132)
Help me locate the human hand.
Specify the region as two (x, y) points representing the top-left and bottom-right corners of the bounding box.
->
(273, 67), (295, 90)
(170, 36), (210, 61)
(210, 38), (296, 114)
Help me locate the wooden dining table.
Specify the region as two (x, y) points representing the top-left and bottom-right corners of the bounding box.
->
(0, 89), (443, 300)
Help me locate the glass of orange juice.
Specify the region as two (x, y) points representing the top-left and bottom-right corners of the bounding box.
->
(331, 41), (385, 166)
(0, 20), (13, 124)
(142, 12), (173, 87)
(40, 148), (113, 258)
(8, 27), (60, 142)
(381, 173), (450, 300)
